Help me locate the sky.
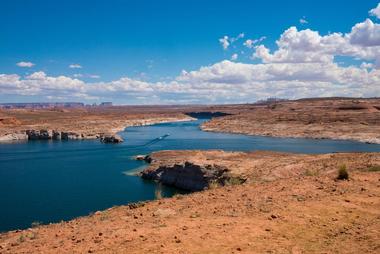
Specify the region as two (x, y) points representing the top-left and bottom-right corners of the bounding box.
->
(0, 0), (379, 104)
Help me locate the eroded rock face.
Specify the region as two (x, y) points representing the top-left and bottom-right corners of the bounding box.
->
(2, 128), (113, 142)
(141, 160), (233, 191)
(100, 134), (124, 143)
(23, 130), (89, 140)
(26, 129), (53, 140)
(61, 132), (83, 140)
(52, 130), (61, 140)
(39, 129), (53, 139)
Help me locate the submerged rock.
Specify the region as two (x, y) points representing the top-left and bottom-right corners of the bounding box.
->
(100, 134), (123, 143)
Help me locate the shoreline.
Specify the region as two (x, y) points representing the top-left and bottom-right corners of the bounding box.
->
(200, 124), (380, 144)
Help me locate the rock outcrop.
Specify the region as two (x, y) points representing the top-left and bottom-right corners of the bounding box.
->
(52, 130), (61, 140)
(0, 128), (122, 142)
(141, 161), (232, 191)
(141, 151), (247, 191)
(26, 129), (53, 140)
(24, 129), (86, 140)
(100, 134), (124, 143)
(135, 155), (148, 161)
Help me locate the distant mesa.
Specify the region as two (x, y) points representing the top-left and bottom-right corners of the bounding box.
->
(0, 102), (85, 109)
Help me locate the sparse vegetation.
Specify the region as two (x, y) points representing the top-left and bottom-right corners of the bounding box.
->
(224, 177), (245, 186)
(99, 214), (109, 221)
(208, 180), (221, 189)
(173, 193), (184, 199)
(17, 235), (25, 243)
(337, 165), (349, 180)
(26, 232), (37, 240)
(305, 168), (319, 176)
(366, 165), (380, 172)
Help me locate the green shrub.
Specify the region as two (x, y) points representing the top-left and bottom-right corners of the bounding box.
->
(208, 180), (220, 189)
(224, 177), (245, 186)
(337, 165), (349, 180)
(366, 165), (380, 172)
(17, 235), (25, 243)
(305, 169), (318, 176)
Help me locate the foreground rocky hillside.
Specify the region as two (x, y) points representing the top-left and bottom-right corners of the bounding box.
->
(202, 98), (380, 144)
(1, 150), (379, 253)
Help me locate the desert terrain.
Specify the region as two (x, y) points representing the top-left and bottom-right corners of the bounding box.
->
(0, 150), (379, 253)
(202, 98), (380, 144)
(0, 106), (196, 141)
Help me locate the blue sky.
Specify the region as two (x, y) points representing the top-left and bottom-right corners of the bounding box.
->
(0, 0), (380, 104)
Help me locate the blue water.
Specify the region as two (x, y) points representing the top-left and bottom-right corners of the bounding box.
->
(1, 119), (380, 232)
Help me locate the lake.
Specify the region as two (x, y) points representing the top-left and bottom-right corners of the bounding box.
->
(1, 118), (380, 232)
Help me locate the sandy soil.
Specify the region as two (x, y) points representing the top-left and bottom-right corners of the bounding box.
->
(201, 98), (380, 144)
(1, 151), (379, 253)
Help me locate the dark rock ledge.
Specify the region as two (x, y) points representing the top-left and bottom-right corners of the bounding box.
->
(2, 129), (124, 143)
(140, 153), (245, 191)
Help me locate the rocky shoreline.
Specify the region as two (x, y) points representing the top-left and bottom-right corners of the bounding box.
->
(140, 150), (380, 190)
(201, 124), (380, 144)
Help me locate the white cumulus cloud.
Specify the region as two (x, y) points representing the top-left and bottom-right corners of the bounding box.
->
(348, 19), (380, 47)
(69, 64), (82, 69)
(219, 36), (230, 50)
(360, 62), (374, 69)
(299, 18), (308, 24)
(253, 18), (380, 67)
(219, 33), (245, 50)
(369, 2), (380, 18)
(243, 36), (266, 49)
(16, 61), (35, 68)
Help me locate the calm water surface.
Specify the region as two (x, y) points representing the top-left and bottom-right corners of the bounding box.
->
(1, 119), (380, 232)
